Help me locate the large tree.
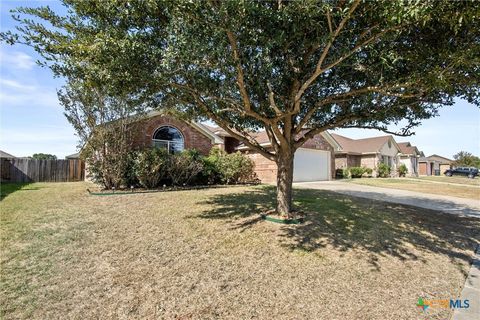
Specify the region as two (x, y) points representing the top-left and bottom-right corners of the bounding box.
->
(3, 0), (479, 214)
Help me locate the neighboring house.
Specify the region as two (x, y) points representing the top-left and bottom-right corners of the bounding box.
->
(65, 153), (80, 159)
(98, 111), (340, 183)
(331, 133), (401, 177)
(419, 154), (453, 176)
(397, 142), (421, 176)
(0, 150), (16, 159)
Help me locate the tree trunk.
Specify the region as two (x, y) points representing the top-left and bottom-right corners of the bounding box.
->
(276, 150), (294, 215)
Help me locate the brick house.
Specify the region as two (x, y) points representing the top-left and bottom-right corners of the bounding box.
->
(397, 142), (421, 177)
(122, 112), (340, 183)
(419, 154), (453, 176)
(331, 133), (401, 177)
(234, 130), (340, 183)
(128, 113), (222, 155)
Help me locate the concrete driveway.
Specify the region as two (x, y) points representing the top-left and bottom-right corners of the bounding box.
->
(294, 180), (480, 218)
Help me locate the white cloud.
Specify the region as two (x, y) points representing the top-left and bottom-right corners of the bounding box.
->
(0, 50), (36, 70)
(0, 76), (60, 108)
(0, 78), (36, 90)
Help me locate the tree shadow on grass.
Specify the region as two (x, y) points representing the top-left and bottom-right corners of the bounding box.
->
(197, 186), (480, 271)
(0, 183), (41, 201)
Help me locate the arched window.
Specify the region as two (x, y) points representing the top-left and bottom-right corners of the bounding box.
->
(152, 126), (184, 153)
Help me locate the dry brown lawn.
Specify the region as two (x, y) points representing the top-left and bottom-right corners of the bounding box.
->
(1, 182), (478, 319)
(416, 175), (480, 186)
(348, 178), (480, 200)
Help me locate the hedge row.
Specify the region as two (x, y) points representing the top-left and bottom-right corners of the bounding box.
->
(127, 147), (257, 189)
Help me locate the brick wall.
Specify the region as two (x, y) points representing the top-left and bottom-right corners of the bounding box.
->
(335, 155), (348, 169)
(129, 115), (214, 155)
(360, 154), (379, 176)
(245, 152), (278, 183)
(335, 154), (361, 169)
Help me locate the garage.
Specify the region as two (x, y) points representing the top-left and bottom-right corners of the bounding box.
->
(293, 148), (331, 182)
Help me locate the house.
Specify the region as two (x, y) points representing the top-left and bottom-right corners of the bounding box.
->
(233, 130), (340, 183)
(419, 154), (453, 176)
(0, 150), (16, 159)
(111, 112), (340, 183)
(331, 133), (401, 177)
(65, 153), (80, 160)
(397, 142), (421, 176)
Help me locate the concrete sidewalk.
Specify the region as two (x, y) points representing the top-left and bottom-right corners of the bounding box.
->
(294, 181), (480, 218)
(452, 245), (480, 320)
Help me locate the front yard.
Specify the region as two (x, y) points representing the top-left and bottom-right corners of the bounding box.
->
(416, 175), (480, 186)
(1, 182), (478, 319)
(348, 177), (480, 200)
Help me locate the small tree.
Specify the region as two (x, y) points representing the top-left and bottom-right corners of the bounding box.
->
(58, 81), (142, 189)
(32, 153), (57, 160)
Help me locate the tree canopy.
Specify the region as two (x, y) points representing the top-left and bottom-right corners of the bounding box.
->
(31, 153), (57, 160)
(3, 0), (479, 213)
(453, 151), (480, 168)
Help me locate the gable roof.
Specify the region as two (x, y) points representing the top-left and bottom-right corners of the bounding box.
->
(427, 154), (453, 163)
(0, 150), (16, 158)
(330, 133), (400, 154)
(204, 126), (341, 151)
(397, 142), (420, 155)
(65, 153), (80, 159)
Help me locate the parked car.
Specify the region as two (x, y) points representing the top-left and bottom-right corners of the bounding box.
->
(444, 167), (479, 179)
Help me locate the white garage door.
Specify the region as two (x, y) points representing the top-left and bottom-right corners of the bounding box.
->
(293, 148), (331, 182)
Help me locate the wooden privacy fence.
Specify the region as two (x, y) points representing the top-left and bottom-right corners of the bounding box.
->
(0, 158), (85, 183)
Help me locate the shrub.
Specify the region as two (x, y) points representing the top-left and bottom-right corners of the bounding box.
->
(335, 168), (345, 179)
(398, 163), (408, 177)
(134, 148), (169, 188)
(199, 147), (224, 184)
(364, 167), (373, 176)
(377, 163), (391, 178)
(218, 151), (256, 184)
(123, 151), (138, 187)
(341, 168), (351, 179)
(168, 150), (204, 186)
(85, 148), (133, 189)
(349, 167), (366, 178)
(200, 148), (256, 184)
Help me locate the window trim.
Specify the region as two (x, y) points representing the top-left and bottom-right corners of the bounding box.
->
(152, 125), (185, 153)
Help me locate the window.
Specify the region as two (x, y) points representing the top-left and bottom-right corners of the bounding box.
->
(382, 155), (392, 166)
(152, 126), (184, 153)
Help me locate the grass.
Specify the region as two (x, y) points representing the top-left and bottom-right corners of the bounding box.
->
(1, 182), (479, 319)
(348, 178), (480, 200)
(416, 175), (480, 186)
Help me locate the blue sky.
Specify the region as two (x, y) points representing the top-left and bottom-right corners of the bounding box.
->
(1, 1), (479, 159)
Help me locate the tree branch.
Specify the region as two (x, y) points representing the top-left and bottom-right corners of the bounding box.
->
(226, 30), (252, 112)
(340, 124), (416, 136)
(294, 114), (360, 149)
(295, 82), (415, 132)
(267, 81), (282, 116)
(293, 0), (361, 113)
(173, 85), (276, 160)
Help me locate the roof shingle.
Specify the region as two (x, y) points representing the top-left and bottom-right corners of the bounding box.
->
(331, 133), (394, 154)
